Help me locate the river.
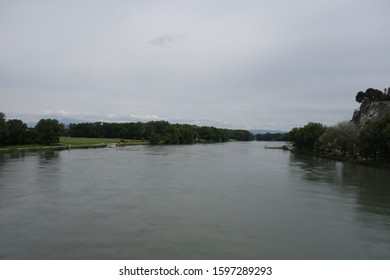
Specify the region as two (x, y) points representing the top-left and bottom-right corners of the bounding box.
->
(0, 142), (389, 259)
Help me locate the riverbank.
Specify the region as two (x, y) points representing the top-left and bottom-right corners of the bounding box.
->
(0, 137), (149, 153)
(290, 149), (390, 169)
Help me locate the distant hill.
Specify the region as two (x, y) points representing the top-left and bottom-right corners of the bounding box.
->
(26, 118), (85, 128)
(250, 129), (287, 135)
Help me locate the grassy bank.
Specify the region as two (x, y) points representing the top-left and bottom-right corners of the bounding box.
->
(59, 137), (147, 145)
(0, 137), (148, 153)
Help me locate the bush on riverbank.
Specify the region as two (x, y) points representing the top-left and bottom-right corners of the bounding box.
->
(288, 115), (390, 164)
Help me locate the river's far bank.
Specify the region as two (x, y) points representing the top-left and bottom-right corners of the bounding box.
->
(0, 137), (149, 153)
(0, 137), (254, 154)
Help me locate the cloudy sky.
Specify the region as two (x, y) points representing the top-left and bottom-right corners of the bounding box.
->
(1, 0), (389, 130)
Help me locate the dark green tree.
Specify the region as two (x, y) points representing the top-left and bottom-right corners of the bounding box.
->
(25, 128), (39, 144)
(6, 119), (27, 145)
(163, 125), (182, 144)
(35, 119), (64, 145)
(178, 125), (196, 144)
(0, 112), (8, 145)
(148, 133), (162, 145)
(289, 122), (326, 152)
(256, 133), (288, 141)
(359, 113), (390, 161)
(197, 126), (215, 141)
(355, 88), (389, 108)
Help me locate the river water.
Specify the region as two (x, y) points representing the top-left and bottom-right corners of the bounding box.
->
(0, 142), (389, 259)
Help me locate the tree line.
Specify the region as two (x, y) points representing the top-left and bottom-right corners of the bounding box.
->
(288, 88), (390, 162)
(255, 132), (288, 141)
(0, 113), (64, 146)
(0, 112), (254, 146)
(67, 121), (254, 144)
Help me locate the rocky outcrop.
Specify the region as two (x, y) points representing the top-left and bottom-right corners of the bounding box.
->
(352, 101), (390, 127)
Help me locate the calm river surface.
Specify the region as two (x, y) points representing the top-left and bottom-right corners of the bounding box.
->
(1, 142), (390, 259)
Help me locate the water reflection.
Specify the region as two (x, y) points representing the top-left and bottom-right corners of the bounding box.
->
(0, 151), (27, 161)
(289, 153), (390, 259)
(39, 150), (59, 162)
(289, 153), (390, 216)
(289, 153), (345, 184)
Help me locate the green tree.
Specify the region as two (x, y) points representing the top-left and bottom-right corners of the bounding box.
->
(35, 119), (64, 145)
(6, 119), (28, 145)
(256, 133), (288, 141)
(289, 122), (326, 152)
(355, 88), (389, 108)
(178, 125), (196, 144)
(163, 125), (182, 144)
(359, 113), (390, 161)
(0, 112), (8, 145)
(319, 121), (359, 158)
(197, 126), (215, 141)
(25, 128), (39, 144)
(318, 127), (338, 153)
(148, 133), (162, 145)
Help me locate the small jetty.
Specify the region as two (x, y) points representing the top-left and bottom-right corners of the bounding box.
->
(264, 143), (294, 150)
(264, 145), (284, 149)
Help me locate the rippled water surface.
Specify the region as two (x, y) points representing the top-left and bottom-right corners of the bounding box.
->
(1, 142), (390, 259)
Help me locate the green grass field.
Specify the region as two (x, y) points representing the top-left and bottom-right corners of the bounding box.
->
(60, 137), (147, 145)
(60, 137), (123, 145)
(0, 137), (147, 153)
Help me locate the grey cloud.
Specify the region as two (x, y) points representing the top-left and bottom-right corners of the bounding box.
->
(1, 0), (390, 130)
(149, 33), (187, 47)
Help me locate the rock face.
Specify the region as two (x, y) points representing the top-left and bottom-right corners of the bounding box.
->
(352, 101), (390, 127)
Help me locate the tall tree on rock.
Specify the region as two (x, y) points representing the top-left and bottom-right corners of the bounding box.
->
(355, 88), (390, 109)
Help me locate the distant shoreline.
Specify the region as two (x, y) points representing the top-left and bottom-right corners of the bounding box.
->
(0, 137), (253, 154)
(0, 137), (149, 154)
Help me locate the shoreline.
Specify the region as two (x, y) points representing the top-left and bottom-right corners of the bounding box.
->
(0, 139), (246, 154)
(0, 141), (149, 154)
(290, 149), (390, 170)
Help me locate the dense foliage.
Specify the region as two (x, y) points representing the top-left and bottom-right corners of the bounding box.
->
(289, 87), (390, 163)
(0, 113), (7, 144)
(359, 113), (390, 160)
(289, 118), (390, 162)
(0, 113), (64, 146)
(355, 88), (390, 108)
(67, 121), (254, 144)
(288, 123), (326, 152)
(35, 119), (65, 145)
(318, 121), (359, 159)
(255, 132), (288, 141)
(0, 113), (253, 146)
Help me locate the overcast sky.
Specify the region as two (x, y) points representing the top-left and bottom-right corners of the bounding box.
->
(1, 0), (389, 130)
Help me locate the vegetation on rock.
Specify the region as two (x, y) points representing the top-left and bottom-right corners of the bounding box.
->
(288, 87), (390, 164)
